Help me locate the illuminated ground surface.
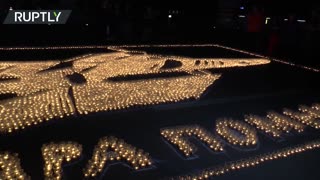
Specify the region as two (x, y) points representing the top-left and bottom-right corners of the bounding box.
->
(0, 45), (319, 180)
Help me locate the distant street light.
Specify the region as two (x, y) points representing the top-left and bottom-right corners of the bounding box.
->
(265, 17), (271, 25)
(297, 19), (306, 23)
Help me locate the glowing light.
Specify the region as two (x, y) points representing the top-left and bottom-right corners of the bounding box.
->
(0, 61), (72, 96)
(283, 104), (320, 129)
(175, 140), (320, 179)
(108, 44), (320, 73)
(83, 136), (152, 177)
(0, 44), (315, 72)
(71, 55), (268, 114)
(0, 152), (30, 180)
(0, 49), (269, 133)
(161, 125), (223, 157)
(297, 19), (306, 23)
(265, 17), (271, 25)
(267, 111), (305, 133)
(0, 88), (75, 133)
(245, 115), (282, 138)
(216, 119), (258, 147)
(168, 14), (172, 18)
(42, 142), (82, 180)
(238, 15), (246, 18)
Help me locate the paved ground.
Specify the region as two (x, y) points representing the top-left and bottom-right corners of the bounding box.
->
(0, 45), (319, 180)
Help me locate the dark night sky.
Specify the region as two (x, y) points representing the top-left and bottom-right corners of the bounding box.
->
(0, 0), (319, 46)
(0, 0), (318, 11)
(0, 0), (317, 19)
